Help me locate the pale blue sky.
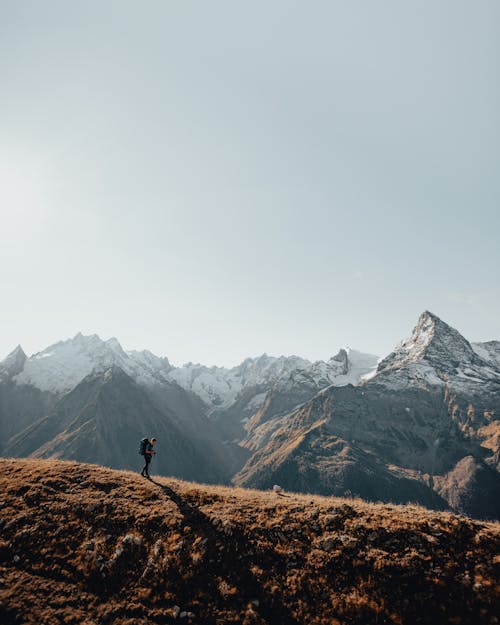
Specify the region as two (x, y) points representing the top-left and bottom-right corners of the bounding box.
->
(1, 1), (499, 366)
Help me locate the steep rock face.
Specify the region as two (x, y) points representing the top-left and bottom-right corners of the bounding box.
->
(207, 349), (379, 441)
(378, 311), (480, 375)
(375, 311), (500, 397)
(240, 384), (479, 475)
(365, 311), (500, 458)
(236, 420), (447, 509)
(5, 367), (228, 484)
(0, 345), (27, 379)
(235, 312), (500, 520)
(434, 455), (500, 520)
(0, 346), (57, 451)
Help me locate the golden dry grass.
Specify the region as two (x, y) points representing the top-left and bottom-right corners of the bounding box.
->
(0, 458), (499, 625)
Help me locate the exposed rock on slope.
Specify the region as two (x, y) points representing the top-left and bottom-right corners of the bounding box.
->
(0, 344), (56, 449)
(168, 350), (377, 413)
(235, 312), (500, 520)
(168, 349), (378, 441)
(435, 455), (500, 520)
(0, 345), (27, 379)
(1, 459), (499, 625)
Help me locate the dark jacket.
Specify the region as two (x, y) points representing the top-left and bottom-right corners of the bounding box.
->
(144, 442), (154, 460)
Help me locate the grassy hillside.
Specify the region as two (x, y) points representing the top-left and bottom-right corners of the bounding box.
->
(0, 458), (499, 625)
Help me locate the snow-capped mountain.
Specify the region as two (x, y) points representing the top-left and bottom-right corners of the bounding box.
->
(234, 311), (500, 520)
(169, 349), (378, 415)
(2, 333), (378, 415)
(373, 311), (500, 394)
(12, 333), (172, 394)
(0, 332), (377, 463)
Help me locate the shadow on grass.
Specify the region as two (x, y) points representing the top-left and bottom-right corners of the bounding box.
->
(151, 480), (300, 625)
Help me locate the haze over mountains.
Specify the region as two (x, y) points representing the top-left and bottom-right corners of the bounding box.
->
(1, 311), (499, 520)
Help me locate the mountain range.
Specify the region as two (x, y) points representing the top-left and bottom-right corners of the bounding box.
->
(1, 311), (499, 520)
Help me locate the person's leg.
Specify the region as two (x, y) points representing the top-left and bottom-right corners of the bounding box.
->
(145, 457), (151, 478)
(141, 458), (148, 476)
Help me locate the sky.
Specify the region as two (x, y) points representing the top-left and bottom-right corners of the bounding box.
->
(1, 1), (499, 366)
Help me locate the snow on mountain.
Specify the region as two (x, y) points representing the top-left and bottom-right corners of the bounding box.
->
(371, 311), (500, 392)
(168, 349), (379, 410)
(5, 314), (498, 409)
(332, 349), (380, 386)
(4, 333), (378, 408)
(472, 341), (500, 370)
(12, 334), (171, 394)
(377, 311), (475, 371)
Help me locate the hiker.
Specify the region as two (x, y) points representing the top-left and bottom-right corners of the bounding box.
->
(140, 437), (157, 478)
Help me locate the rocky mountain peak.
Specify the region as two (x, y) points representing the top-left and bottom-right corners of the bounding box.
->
(377, 311), (478, 375)
(0, 344), (27, 378)
(105, 336), (125, 352)
(72, 331), (101, 345)
(330, 348), (349, 372)
(12, 333), (148, 394)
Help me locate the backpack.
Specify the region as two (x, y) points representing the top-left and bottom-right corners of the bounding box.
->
(139, 438), (149, 456)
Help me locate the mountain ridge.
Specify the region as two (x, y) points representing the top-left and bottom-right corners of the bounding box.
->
(1, 458), (499, 625)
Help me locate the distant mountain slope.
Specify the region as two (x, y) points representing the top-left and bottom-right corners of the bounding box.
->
(0, 333), (378, 450)
(4, 367), (228, 484)
(472, 340), (500, 370)
(170, 349), (378, 414)
(1, 458), (499, 625)
(12, 333), (173, 394)
(0, 345), (57, 449)
(235, 312), (500, 520)
(2, 333), (377, 406)
(210, 349), (379, 441)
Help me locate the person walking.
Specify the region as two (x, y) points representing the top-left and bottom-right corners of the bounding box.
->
(140, 437), (157, 478)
